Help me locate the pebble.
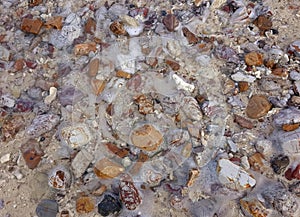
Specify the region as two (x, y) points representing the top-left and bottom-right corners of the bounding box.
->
(165, 59), (180, 71)
(234, 114), (254, 129)
(13, 169), (23, 180)
(130, 124), (163, 151)
(94, 158), (124, 179)
(88, 58), (100, 77)
(273, 107), (300, 126)
(59, 124), (91, 149)
(58, 86), (84, 106)
(162, 14), (179, 32)
(238, 81), (249, 92)
(74, 42), (97, 55)
(110, 21), (126, 35)
(240, 197), (268, 217)
(289, 40), (300, 57)
(0, 153), (10, 164)
(0, 45), (10, 61)
(182, 27), (198, 44)
(48, 166), (71, 190)
(36, 199), (58, 217)
(0, 94), (15, 108)
(116, 70), (132, 79)
(76, 196), (95, 214)
(44, 87), (57, 105)
(217, 158), (256, 190)
(231, 71), (256, 83)
(71, 149), (93, 178)
(26, 114), (60, 138)
(105, 142), (129, 158)
(245, 95), (271, 119)
(97, 194), (122, 216)
(134, 94), (154, 115)
(244, 51), (264, 66)
(271, 155), (289, 174)
(290, 70), (300, 81)
(282, 123), (300, 131)
(172, 74), (195, 92)
(84, 18), (96, 34)
(44, 16), (63, 30)
(14, 59), (25, 71)
(253, 15), (272, 34)
(20, 139), (44, 169)
(21, 18), (43, 34)
(91, 78), (106, 96)
(28, 0), (42, 7)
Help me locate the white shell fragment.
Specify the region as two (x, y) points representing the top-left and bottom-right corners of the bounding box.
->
(217, 159), (256, 189)
(172, 74), (195, 93)
(44, 87), (57, 104)
(60, 124), (91, 148)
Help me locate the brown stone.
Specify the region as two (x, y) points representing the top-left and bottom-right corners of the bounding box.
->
(2, 115), (25, 141)
(116, 70), (132, 79)
(134, 94), (154, 115)
(88, 58), (100, 77)
(130, 124), (163, 151)
(44, 16), (63, 30)
(264, 59), (275, 68)
(60, 210), (70, 217)
(21, 18), (43, 34)
(110, 21), (126, 35)
(74, 42), (97, 55)
(14, 59), (25, 71)
(240, 198), (268, 217)
(245, 52), (263, 66)
(105, 142), (129, 158)
(182, 27), (198, 44)
(162, 14), (179, 32)
(76, 196), (94, 213)
(253, 15), (272, 34)
(234, 114), (254, 129)
(186, 169), (200, 187)
(238, 81), (249, 92)
(92, 185), (107, 196)
(20, 139), (44, 169)
(165, 59), (180, 71)
(246, 95), (271, 119)
(91, 79), (106, 96)
(249, 153), (265, 171)
(28, 0), (43, 7)
(94, 158), (124, 179)
(85, 18), (96, 34)
(129, 152), (149, 175)
(282, 123), (300, 132)
(272, 67), (288, 78)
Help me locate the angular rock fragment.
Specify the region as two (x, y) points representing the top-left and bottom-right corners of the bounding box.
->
(21, 18), (43, 34)
(273, 107), (300, 126)
(116, 70), (132, 79)
(91, 78), (106, 96)
(98, 194), (122, 216)
(134, 94), (154, 115)
(271, 155), (289, 174)
(71, 149), (93, 178)
(26, 114), (60, 138)
(20, 139), (44, 169)
(240, 197), (268, 217)
(94, 158), (124, 179)
(253, 15), (272, 34)
(182, 27), (198, 44)
(44, 16), (63, 30)
(36, 199), (58, 217)
(245, 95), (271, 119)
(130, 124), (163, 151)
(163, 14), (179, 32)
(110, 21), (126, 35)
(244, 52), (263, 66)
(74, 42), (97, 55)
(88, 58), (100, 77)
(84, 18), (96, 34)
(234, 114), (254, 129)
(165, 59), (180, 71)
(76, 196), (94, 214)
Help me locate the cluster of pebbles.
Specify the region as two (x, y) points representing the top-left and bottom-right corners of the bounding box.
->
(1, 0), (300, 216)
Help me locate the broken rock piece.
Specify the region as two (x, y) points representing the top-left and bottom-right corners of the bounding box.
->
(94, 158), (124, 179)
(21, 18), (43, 34)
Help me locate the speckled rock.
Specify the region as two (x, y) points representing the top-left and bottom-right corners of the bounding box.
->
(246, 95), (271, 119)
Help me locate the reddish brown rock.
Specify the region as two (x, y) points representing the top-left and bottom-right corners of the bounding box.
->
(272, 67), (288, 78)
(130, 124), (163, 151)
(116, 70), (132, 79)
(2, 115), (25, 141)
(94, 158), (124, 179)
(110, 21), (126, 35)
(249, 153), (265, 171)
(246, 95), (271, 119)
(28, 0), (43, 7)
(21, 18), (43, 34)
(14, 59), (25, 71)
(238, 81), (249, 92)
(134, 94), (154, 115)
(88, 58), (100, 77)
(245, 52), (264, 66)
(105, 142), (129, 158)
(165, 59), (180, 71)
(253, 15), (272, 34)
(282, 123), (300, 132)
(76, 196), (95, 213)
(74, 42), (97, 55)
(182, 27), (198, 44)
(20, 139), (44, 169)
(162, 14), (179, 32)
(44, 16), (63, 30)
(85, 18), (96, 34)
(234, 114), (254, 129)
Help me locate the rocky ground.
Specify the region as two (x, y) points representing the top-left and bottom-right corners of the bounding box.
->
(1, 0), (300, 216)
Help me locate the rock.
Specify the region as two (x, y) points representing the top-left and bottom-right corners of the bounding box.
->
(0, 94), (15, 108)
(58, 86), (84, 107)
(71, 149), (93, 178)
(248, 153), (265, 172)
(110, 21), (126, 35)
(48, 166), (71, 190)
(59, 124), (91, 149)
(162, 14), (179, 32)
(231, 71), (256, 83)
(238, 81), (249, 92)
(273, 107), (300, 126)
(253, 15), (272, 34)
(84, 18), (96, 34)
(119, 173), (142, 210)
(97, 194), (122, 216)
(60, 210), (70, 217)
(94, 158), (124, 179)
(44, 87), (57, 105)
(26, 114), (60, 138)
(74, 42), (97, 55)
(290, 70), (300, 80)
(130, 124), (163, 151)
(76, 196), (95, 214)
(244, 52), (263, 66)
(0, 45), (10, 61)
(217, 158), (256, 190)
(20, 139), (44, 169)
(181, 96), (202, 121)
(186, 169), (200, 187)
(91, 79), (106, 96)
(1, 115), (24, 141)
(234, 114), (254, 129)
(116, 70), (132, 79)
(134, 94), (154, 115)
(165, 59), (180, 71)
(245, 95), (271, 119)
(240, 197), (268, 217)
(272, 67), (288, 78)
(289, 40), (300, 57)
(14, 59), (25, 71)
(124, 24), (144, 37)
(271, 155), (289, 174)
(289, 181), (300, 197)
(36, 199), (58, 217)
(172, 74), (195, 92)
(88, 58), (100, 77)
(105, 142), (129, 158)
(21, 18), (43, 34)
(28, 0), (42, 7)
(182, 27), (198, 44)
(0, 153), (10, 164)
(44, 16), (63, 30)
(282, 123), (300, 131)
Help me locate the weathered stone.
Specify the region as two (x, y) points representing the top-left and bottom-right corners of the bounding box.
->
(36, 199), (58, 217)
(238, 81), (249, 92)
(71, 149), (93, 178)
(20, 139), (44, 169)
(88, 58), (100, 77)
(116, 70), (132, 79)
(246, 95), (271, 119)
(234, 114), (254, 129)
(165, 59), (180, 71)
(21, 18), (43, 34)
(44, 16), (63, 30)
(74, 42), (97, 55)
(253, 15), (272, 34)
(134, 94), (154, 115)
(162, 14), (179, 32)
(182, 27), (198, 44)
(98, 194), (122, 216)
(282, 123), (300, 132)
(110, 21), (126, 35)
(244, 52), (263, 66)
(271, 155), (289, 174)
(240, 198), (268, 217)
(76, 196), (95, 214)
(130, 124), (163, 151)
(94, 158), (124, 179)
(60, 124), (91, 148)
(91, 79), (106, 96)
(85, 18), (96, 34)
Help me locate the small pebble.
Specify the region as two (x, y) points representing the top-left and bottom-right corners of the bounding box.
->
(0, 153), (10, 164)
(271, 155), (289, 174)
(84, 18), (96, 34)
(36, 199), (58, 217)
(88, 58), (100, 77)
(245, 95), (271, 119)
(244, 52), (263, 66)
(21, 18), (43, 34)
(76, 196), (95, 214)
(94, 158), (124, 179)
(162, 14), (179, 32)
(98, 194), (122, 216)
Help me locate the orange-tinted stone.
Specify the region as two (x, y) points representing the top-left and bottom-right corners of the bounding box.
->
(21, 18), (43, 34)
(85, 18), (96, 34)
(282, 123), (300, 132)
(245, 52), (264, 66)
(91, 79), (106, 96)
(44, 16), (63, 30)
(238, 81), (249, 92)
(76, 196), (95, 213)
(20, 139), (44, 169)
(94, 158), (124, 179)
(88, 58), (100, 77)
(165, 59), (180, 71)
(74, 42), (97, 55)
(14, 59), (25, 71)
(116, 70), (132, 79)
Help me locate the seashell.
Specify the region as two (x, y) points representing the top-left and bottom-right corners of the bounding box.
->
(59, 123), (91, 149)
(48, 165), (72, 190)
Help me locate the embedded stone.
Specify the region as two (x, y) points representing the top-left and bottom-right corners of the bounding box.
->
(94, 158), (124, 179)
(244, 52), (263, 66)
(246, 95), (271, 119)
(21, 18), (43, 34)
